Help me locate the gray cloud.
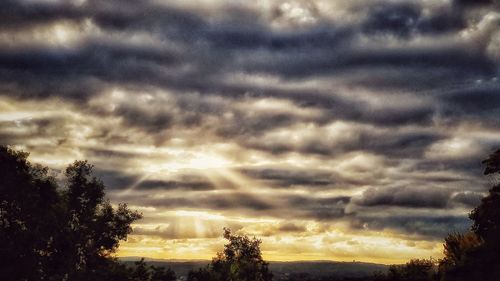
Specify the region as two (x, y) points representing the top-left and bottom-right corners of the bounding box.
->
(136, 179), (215, 191)
(94, 168), (139, 190)
(452, 192), (485, 207)
(352, 215), (471, 239)
(117, 192), (275, 212)
(0, 0), (83, 30)
(454, 0), (495, 7)
(354, 186), (452, 209)
(278, 222), (307, 232)
(239, 168), (336, 188)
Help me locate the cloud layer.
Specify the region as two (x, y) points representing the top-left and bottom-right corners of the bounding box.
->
(1, 0), (499, 263)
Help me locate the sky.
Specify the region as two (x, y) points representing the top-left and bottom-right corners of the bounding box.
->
(0, 0), (499, 264)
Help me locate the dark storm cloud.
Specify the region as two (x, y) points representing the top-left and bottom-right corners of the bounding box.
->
(91, 0), (206, 35)
(278, 223), (307, 232)
(239, 126), (443, 158)
(416, 9), (465, 35)
(0, 0), (203, 33)
(85, 148), (141, 160)
(352, 131), (443, 158)
(91, 167), (217, 192)
(113, 104), (174, 133)
(242, 46), (496, 80)
(241, 164), (402, 190)
(352, 215), (470, 239)
(361, 2), (466, 37)
(215, 111), (305, 138)
(362, 3), (422, 38)
(413, 161), (484, 185)
(454, 0), (495, 7)
(285, 195), (351, 220)
(0, 41), (179, 100)
(0, 0), (83, 30)
(115, 192), (275, 212)
(452, 192), (485, 207)
(92, 0), (350, 51)
(136, 179), (215, 191)
(416, 147), (500, 181)
(94, 168), (139, 190)
(439, 82), (500, 124)
(111, 192), (351, 221)
(341, 66), (490, 93)
(239, 168), (335, 188)
(354, 186), (452, 209)
(0, 132), (17, 145)
(229, 87), (434, 126)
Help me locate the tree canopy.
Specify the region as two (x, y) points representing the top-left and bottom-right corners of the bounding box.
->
(188, 228), (273, 281)
(0, 146), (142, 281)
(439, 148), (500, 281)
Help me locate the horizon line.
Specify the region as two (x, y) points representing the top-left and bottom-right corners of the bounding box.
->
(117, 256), (395, 265)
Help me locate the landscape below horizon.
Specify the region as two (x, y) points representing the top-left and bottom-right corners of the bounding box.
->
(1, 0), (500, 270)
(119, 258), (389, 279)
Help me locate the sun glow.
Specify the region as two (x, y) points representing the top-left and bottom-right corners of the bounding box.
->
(146, 151), (232, 173)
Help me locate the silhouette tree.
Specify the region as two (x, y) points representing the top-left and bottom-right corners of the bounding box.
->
(187, 228), (273, 281)
(187, 267), (212, 281)
(454, 148), (500, 281)
(0, 146), (61, 280)
(150, 265), (177, 281)
(437, 232), (482, 281)
(121, 259), (177, 281)
(471, 149), (500, 249)
(130, 259), (151, 281)
(58, 160), (142, 280)
(437, 148), (500, 281)
(0, 146), (142, 281)
(376, 259), (437, 281)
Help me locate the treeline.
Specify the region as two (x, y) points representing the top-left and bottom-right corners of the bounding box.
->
(1, 145), (500, 281)
(125, 259), (177, 281)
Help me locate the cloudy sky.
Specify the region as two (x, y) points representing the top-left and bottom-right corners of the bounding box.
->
(1, 0), (500, 264)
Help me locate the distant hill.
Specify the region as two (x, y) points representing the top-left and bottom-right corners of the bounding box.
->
(270, 261), (388, 279)
(121, 258), (209, 278)
(120, 257), (388, 280)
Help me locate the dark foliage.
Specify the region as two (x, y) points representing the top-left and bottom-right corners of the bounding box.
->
(438, 149), (500, 281)
(0, 146), (142, 281)
(187, 228), (273, 281)
(438, 148), (500, 281)
(150, 264), (177, 281)
(374, 259), (437, 281)
(129, 259), (177, 281)
(278, 272), (376, 281)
